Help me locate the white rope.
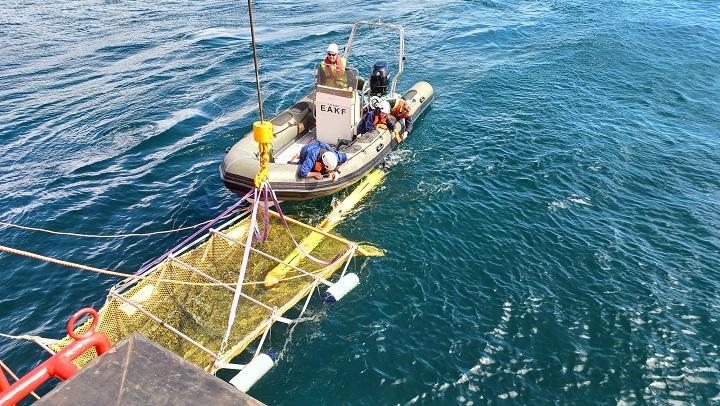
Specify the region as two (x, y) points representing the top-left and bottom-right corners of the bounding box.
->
(253, 312), (275, 358)
(218, 186), (262, 360)
(0, 332), (58, 355)
(297, 284), (316, 321)
(340, 245), (356, 278)
(0, 213), (237, 238)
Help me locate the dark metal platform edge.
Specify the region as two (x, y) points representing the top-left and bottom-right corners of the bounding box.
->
(36, 333), (265, 406)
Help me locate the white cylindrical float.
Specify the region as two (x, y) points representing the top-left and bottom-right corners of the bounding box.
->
(229, 353), (275, 392)
(323, 273), (360, 303)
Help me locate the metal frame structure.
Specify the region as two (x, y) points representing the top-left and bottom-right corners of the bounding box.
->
(104, 205), (355, 373)
(344, 21), (406, 96)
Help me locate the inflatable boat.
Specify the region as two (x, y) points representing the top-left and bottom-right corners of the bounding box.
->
(220, 22), (434, 200)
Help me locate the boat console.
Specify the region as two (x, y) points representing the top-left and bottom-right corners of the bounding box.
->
(314, 64), (362, 146)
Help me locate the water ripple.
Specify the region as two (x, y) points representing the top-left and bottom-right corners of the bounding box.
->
(2, 0), (720, 404)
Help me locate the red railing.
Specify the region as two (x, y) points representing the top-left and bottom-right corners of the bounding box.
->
(0, 308), (111, 406)
(0, 369), (10, 393)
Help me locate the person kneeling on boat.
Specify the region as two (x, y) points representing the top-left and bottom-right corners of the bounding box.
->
(291, 140), (348, 181)
(391, 98), (413, 140)
(357, 101), (404, 143)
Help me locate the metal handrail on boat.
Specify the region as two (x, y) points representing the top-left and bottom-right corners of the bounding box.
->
(344, 21), (405, 96)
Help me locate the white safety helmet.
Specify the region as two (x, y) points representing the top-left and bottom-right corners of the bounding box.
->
(327, 43), (339, 55)
(369, 96), (382, 109)
(321, 151), (338, 170)
(380, 101), (391, 114)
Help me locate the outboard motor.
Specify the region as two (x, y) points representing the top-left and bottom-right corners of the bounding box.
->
(369, 60), (389, 96)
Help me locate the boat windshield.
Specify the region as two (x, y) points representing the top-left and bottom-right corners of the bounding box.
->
(315, 63), (359, 92)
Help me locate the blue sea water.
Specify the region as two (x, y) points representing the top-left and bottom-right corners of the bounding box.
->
(2, 0), (720, 404)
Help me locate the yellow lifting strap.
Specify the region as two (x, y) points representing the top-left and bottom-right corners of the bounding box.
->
(253, 120), (273, 187)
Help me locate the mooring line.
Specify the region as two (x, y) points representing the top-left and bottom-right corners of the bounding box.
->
(0, 244), (347, 287)
(0, 213), (240, 239)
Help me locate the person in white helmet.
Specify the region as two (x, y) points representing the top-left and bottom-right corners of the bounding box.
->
(289, 140), (348, 181)
(357, 100), (403, 142)
(363, 95), (382, 114)
(318, 43), (347, 88)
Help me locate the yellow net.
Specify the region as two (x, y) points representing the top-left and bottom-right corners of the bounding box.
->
(50, 212), (353, 371)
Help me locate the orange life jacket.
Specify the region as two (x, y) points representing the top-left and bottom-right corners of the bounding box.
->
(391, 99), (411, 119)
(323, 55), (344, 79)
(312, 148), (330, 174)
(373, 112), (390, 130)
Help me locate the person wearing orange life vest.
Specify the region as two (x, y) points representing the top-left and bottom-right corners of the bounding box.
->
(318, 43), (347, 88)
(390, 98), (414, 141)
(289, 140), (348, 181)
(357, 101), (404, 143)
